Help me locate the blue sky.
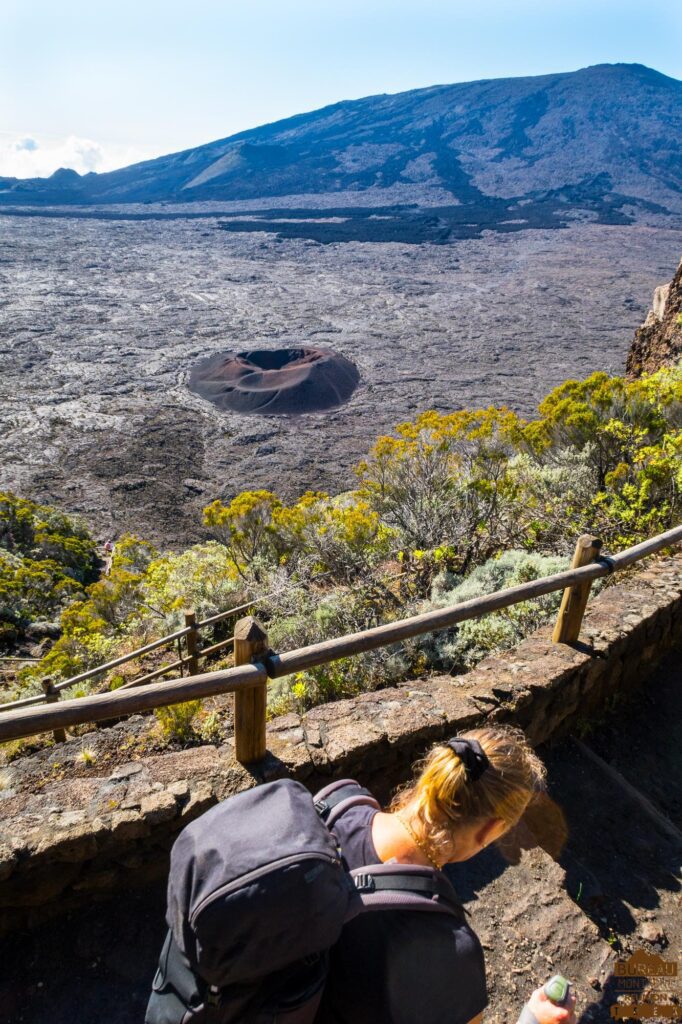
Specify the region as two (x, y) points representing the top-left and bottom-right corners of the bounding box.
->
(2, 0), (681, 177)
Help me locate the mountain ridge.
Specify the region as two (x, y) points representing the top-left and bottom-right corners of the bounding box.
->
(1, 62), (681, 216)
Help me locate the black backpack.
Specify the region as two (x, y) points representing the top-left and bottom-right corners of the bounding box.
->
(146, 777), (465, 1024)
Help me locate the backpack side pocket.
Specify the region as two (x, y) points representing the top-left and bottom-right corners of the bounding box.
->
(146, 929), (207, 1024)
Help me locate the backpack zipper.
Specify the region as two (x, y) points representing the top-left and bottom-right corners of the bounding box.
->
(189, 850), (342, 927)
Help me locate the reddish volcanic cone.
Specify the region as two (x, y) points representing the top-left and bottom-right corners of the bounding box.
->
(189, 347), (360, 415)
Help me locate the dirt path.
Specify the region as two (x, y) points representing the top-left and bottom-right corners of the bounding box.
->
(1, 649), (679, 1024)
(460, 646), (681, 1024)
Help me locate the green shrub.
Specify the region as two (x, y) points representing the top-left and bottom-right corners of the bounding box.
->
(154, 700), (202, 743)
(414, 550), (569, 672)
(356, 407), (520, 564)
(0, 491), (97, 579)
(0, 492), (97, 632)
(196, 709), (224, 744)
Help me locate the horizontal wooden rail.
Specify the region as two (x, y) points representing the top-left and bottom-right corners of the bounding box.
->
(195, 599), (255, 629)
(0, 524), (679, 749)
(117, 657), (189, 689)
(199, 636), (235, 659)
(0, 691), (47, 712)
(266, 524), (682, 678)
(605, 524), (682, 568)
(0, 663), (267, 743)
(52, 626), (193, 691)
(194, 571), (336, 628)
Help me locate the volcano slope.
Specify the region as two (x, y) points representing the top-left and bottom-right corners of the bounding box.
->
(1, 63), (680, 213)
(189, 347), (360, 414)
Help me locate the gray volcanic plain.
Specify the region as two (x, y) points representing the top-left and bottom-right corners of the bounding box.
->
(1, 208), (680, 545)
(2, 62), (681, 543)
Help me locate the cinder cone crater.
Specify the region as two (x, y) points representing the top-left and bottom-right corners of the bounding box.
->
(189, 346), (360, 415)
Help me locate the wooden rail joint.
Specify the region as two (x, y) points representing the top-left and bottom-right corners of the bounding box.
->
(41, 676), (67, 744)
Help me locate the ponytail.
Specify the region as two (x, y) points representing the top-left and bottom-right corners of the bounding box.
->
(391, 725), (546, 854)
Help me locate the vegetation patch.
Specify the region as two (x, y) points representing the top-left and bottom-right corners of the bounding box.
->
(2, 366), (680, 738)
(0, 493), (97, 648)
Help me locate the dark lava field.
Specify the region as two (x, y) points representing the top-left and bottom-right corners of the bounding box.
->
(1, 208), (680, 545)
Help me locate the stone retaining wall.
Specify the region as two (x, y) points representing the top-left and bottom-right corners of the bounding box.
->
(1, 554), (680, 935)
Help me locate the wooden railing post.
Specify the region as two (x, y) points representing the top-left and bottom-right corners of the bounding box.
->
(552, 534), (602, 644)
(184, 610), (200, 675)
(41, 677), (67, 743)
(233, 616), (268, 764)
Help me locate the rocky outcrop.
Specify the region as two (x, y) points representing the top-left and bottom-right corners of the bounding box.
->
(626, 257), (682, 376)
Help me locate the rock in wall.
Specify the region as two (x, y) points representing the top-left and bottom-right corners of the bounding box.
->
(626, 256), (682, 376)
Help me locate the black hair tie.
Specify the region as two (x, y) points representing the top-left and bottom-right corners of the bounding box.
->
(447, 737), (490, 782)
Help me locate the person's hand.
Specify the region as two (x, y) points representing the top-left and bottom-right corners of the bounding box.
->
(525, 984), (577, 1024)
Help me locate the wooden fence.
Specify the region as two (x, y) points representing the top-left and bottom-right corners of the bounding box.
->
(0, 526), (680, 762)
(0, 595), (267, 713)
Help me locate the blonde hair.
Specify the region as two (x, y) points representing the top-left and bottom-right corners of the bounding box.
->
(391, 725), (546, 856)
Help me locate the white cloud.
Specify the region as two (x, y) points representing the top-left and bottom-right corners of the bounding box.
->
(0, 134), (159, 179)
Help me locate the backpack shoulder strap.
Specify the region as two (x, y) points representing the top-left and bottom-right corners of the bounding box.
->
(349, 864), (468, 920)
(313, 778), (381, 829)
(313, 783), (468, 923)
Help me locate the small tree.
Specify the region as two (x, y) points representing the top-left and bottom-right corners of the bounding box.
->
(356, 408), (521, 569)
(203, 491), (284, 572)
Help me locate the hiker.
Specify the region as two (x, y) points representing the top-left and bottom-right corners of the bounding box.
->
(147, 724), (577, 1024)
(314, 725), (575, 1024)
(103, 538), (115, 576)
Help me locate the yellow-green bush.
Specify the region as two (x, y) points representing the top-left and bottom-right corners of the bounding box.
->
(0, 492), (97, 633)
(9, 366), (680, 714)
(154, 700), (202, 743)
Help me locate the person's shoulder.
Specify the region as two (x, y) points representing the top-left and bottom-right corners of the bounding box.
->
(332, 806), (381, 871)
(332, 801), (379, 834)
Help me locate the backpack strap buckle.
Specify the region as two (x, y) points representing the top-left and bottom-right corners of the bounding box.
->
(353, 873), (376, 893)
(313, 780), (381, 828)
(206, 986), (222, 1008)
